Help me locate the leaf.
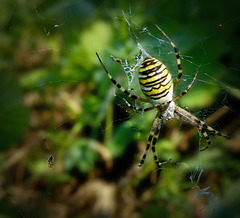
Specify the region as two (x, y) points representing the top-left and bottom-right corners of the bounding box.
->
(107, 121), (138, 158)
(64, 139), (98, 173)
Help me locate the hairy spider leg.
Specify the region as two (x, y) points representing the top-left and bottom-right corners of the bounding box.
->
(96, 52), (149, 103)
(138, 111), (171, 167)
(138, 111), (162, 167)
(155, 25), (182, 91)
(123, 98), (155, 112)
(170, 69), (198, 102)
(151, 113), (172, 167)
(175, 105), (229, 151)
(198, 126), (211, 151)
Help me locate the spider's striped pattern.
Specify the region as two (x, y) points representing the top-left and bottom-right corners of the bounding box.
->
(96, 25), (228, 167)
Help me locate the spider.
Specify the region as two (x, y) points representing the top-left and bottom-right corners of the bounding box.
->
(96, 25), (228, 167)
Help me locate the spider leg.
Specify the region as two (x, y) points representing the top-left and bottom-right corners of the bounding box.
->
(96, 52), (149, 103)
(151, 115), (162, 166)
(138, 111), (162, 167)
(200, 131), (211, 151)
(138, 134), (153, 167)
(151, 117), (172, 167)
(197, 119), (230, 151)
(175, 105), (229, 148)
(123, 98), (155, 112)
(198, 126), (211, 151)
(170, 69), (198, 103)
(197, 119), (229, 139)
(138, 111), (171, 167)
(155, 25), (182, 91)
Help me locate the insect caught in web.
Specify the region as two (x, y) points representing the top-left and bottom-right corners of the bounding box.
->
(96, 25), (229, 167)
(48, 155), (54, 168)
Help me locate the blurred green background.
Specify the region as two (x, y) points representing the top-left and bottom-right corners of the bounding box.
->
(0, 0), (240, 217)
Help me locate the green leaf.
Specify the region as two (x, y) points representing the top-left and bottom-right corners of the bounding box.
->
(64, 139), (98, 173)
(107, 121), (138, 158)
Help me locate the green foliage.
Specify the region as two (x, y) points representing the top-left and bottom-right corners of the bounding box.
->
(64, 139), (98, 173)
(107, 120), (138, 158)
(178, 84), (220, 109)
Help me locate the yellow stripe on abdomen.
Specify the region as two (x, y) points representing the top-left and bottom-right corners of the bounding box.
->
(142, 79), (172, 97)
(139, 57), (173, 106)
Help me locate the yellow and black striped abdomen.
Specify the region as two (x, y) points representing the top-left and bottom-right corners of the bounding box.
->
(139, 57), (173, 106)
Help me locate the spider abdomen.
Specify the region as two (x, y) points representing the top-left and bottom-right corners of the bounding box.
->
(139, 57), (173, 106)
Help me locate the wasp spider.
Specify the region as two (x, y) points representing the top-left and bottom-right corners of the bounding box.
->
(96, 25), (228, 167)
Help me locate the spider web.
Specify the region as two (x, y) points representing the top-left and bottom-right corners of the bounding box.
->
(109, 10), (238, 212)
(1, 2), (240, 217)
